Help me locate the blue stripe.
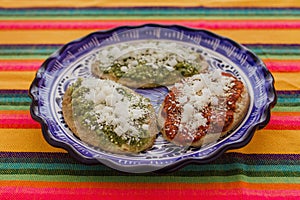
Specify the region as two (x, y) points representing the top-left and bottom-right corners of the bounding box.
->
(0, 7), (300, 17)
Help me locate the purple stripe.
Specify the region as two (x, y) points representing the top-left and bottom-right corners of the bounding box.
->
(277, 90), (300, 95)
(1, 152), (300, 165)
(0, 44), (300, 47)
(0, 152), (77, 163)
(0, 90), (28, 94)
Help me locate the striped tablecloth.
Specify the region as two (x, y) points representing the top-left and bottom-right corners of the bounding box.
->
(0, 0), (299, 199)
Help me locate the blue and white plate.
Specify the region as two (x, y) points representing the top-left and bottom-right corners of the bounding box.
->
(29, 24), (276, 173)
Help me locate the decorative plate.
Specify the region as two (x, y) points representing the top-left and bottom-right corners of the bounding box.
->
(29, 24), (276, 173)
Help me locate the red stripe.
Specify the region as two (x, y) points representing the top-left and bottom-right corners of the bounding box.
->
(1, 113), (300, 130)
(265, 115), (300, 130)
(0, 60), (299, 72)
(0, 114), (40, 129)
(1, 20), (300, 30)
(265, 60), (300, 72)
(0, 61), (42, 71)
(0, 187), (299, 200)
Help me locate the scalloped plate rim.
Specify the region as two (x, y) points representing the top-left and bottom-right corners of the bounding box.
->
(28, 24), (277, 173)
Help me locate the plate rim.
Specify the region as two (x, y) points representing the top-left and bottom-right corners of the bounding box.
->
(28, 23), (277, 173)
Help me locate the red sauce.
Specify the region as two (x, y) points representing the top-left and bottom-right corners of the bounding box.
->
(162, 72), (244, 145)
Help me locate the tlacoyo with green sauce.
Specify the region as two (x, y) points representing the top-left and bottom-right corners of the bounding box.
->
(91, 40), (208, 88)
(62, 78), (158, 154)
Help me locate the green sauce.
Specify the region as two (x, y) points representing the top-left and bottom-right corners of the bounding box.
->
(69, 79), (151, 149)
(99, 48), (205, 86)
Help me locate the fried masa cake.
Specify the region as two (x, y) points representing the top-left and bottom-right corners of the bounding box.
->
(62, 78), (158, 154)
(158, 69), (250, 147)
(91, 41), (208, 88)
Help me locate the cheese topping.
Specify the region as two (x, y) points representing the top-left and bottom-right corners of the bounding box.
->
(93, 40), (209, 86)
(70, 78), (152, 146)
(96, 41), (204, 69)
(165, 69), (236, 138)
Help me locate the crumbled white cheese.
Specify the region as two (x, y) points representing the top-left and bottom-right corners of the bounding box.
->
(120, 66), (128, 72)
(95, 40), (208, 72)
(142, 124), (149, 131)
(78, 78), (151, 140)
(192, 80), (204, 91)
(194, 113), (207, 127)
(102, 84), (114, 96)
(211, 96), (219, 106)
(130, 108), (146, 120)
(165, 65), (174, 71)
(171, 69), (235, 134)
(114, 100), (129, 119)
(178, 96), (188, 104)
(105, 94), (117, 106)
(110, 46), (121, 57)
(167, 58), (178, 67)
(181, 103), (194, 123)
(131, 60), (138, 66)
(114, 126), (125, 136)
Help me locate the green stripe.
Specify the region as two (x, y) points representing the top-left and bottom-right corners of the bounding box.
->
(0, 105), (29, 110)
(1, 152), (298, 165)
(0, 97), (31, 105)
(276, 104), (300, 108)
(0, 45), (299, 60)
(1, 174), (299, 183)
(0, 163), (298, 179)
(277, 98), (300, 105)
(246, 45), (300, 56)
(1, 163), (299, 173)
(256, 55), (300, 60)
(0, 8), (300, 19)
(1, 96), (297, 109)
(0, 46), (55, 59)
(0, 49), (54, 56)
(0, 163), (106, 171)
(272, 106), (300, 112)
(0, 95), (298, 113)
(1, 169), (298, 177)
(0, 14), (298, 20)
(275, 93), (300, 107)
(5, 15), (298, 20)
(0, 94), (31, 106)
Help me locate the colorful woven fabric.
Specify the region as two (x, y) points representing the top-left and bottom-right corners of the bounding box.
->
(0, 0), (300, 199)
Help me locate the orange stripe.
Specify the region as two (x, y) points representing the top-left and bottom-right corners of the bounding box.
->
(1, 29), (300, 45)
(1, 181), (300, 190)
(271, 112), (300, 116)
(0, 110), (30, 115)
(0, 0), (299, 8)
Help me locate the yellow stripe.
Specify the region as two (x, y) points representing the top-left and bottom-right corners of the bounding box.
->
(229, 130), (300, 154)
(0, 70), (298, 91)
(272, 72), (300, 90)
(0, 129), (65, 152)
(0, 71), (36, 90)
(0, 128), (298, 154)
(0, 0), (299, 8)
(0, 29), (300, 45)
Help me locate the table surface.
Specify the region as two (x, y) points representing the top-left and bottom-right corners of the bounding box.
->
(0, 0), (299, 199)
